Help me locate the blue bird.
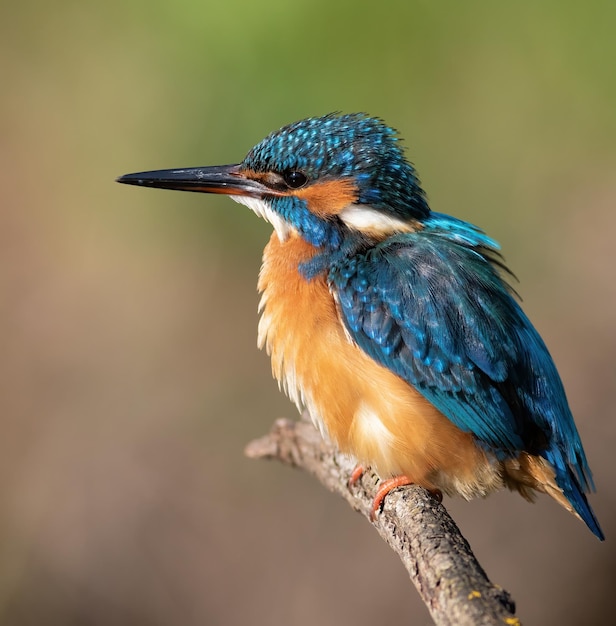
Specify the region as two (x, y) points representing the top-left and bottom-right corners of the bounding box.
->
(117, 113), (603, 539)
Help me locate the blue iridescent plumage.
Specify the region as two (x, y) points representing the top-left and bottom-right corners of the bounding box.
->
(256, 114), (602, 538)
(244, 113), (430, 220)
(327, 220), (602, 538)
(117, 112), (603, 540)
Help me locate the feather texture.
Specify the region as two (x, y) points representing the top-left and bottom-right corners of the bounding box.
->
(117, 112), (604, 540)
(328, 214), (603, 538)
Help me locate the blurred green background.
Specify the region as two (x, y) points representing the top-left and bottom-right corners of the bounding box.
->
(1, 1), (614, 624)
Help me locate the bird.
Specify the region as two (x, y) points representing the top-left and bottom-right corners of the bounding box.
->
(117, 112), (603, 540)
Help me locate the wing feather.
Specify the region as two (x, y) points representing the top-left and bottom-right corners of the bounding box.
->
(328, 227), (591, 489)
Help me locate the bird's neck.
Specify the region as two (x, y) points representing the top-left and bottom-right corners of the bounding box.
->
(294, 232), (371, 280)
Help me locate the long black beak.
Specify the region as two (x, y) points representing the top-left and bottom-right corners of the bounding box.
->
(116, 164), (267, 197)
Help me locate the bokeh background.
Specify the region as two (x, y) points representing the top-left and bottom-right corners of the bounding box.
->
(1, 1), (614, 624)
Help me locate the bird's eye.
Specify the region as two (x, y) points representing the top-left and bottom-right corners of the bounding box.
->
(283, 170), (308, 189)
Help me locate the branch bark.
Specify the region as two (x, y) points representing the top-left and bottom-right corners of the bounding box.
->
(245, 413), (520, 626)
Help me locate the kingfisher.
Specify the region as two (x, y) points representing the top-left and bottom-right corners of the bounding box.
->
(117, 113), (603, 540)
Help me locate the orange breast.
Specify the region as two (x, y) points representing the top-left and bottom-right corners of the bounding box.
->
(257, 232), (503, 498)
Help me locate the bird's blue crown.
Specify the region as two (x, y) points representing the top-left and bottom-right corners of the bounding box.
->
(242, 113), (430, 221)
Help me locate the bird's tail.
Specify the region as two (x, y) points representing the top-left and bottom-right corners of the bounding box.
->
(504, 453), (604, 540)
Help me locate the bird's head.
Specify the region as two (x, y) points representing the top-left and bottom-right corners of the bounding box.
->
(118, 113), (430, 248)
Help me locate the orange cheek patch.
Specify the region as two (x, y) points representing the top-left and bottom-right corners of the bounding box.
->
(294, 178), (358, 218)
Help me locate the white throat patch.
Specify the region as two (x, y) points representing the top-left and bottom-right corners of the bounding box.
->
(339, 204), (415, 236)
(231, 195), (294, 241)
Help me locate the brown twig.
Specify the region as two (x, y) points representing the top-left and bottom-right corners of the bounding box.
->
(245, 413), (520, 626)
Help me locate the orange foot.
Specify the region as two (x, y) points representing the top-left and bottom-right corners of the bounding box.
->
(371, 476), (443, 521)
(348, 464), (365, 487)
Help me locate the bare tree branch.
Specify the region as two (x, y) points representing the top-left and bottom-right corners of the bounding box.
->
(245, 413), (520, 626)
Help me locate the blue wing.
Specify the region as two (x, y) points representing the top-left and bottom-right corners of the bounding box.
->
(328, 214), (601, 535)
